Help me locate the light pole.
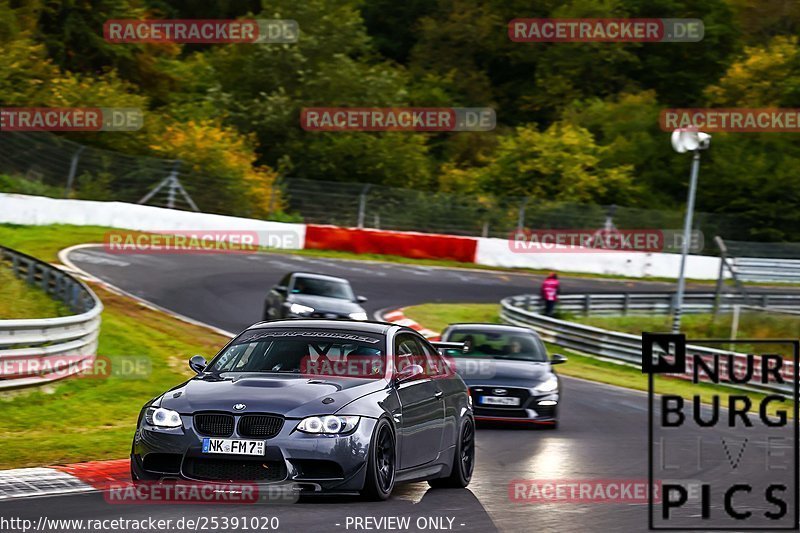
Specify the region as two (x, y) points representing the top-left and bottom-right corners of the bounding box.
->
(670, 130), (711, 333)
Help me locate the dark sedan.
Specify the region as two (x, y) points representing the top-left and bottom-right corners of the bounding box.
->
(263, 272), (368, 321)
(131, 320), (475, 500)
(440, 323), (566, 428)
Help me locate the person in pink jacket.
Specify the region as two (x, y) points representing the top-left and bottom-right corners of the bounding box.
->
(540, 272), (560, 316)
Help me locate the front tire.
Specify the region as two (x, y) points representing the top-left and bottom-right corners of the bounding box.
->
(429, 418), (474, 489)
(361, 418), (395, 501)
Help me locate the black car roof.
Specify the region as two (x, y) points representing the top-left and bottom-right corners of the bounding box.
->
(290, 271), (351, 283)
(245, 319), (394, 335)
(444, 323), (537, 334)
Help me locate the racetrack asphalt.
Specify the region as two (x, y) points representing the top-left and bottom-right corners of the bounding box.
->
(63, 246), (755, 333)
(0, 247), (792, 532)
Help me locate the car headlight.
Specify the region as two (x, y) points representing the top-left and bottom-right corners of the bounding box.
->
(348, 312), (368, 321)
(145, 407), (182, 428)
(535, 376), (559, 393)
(296, 415), (360, 435)
(290, 303), (314, 315)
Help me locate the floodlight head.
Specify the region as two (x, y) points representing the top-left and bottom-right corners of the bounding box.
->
(671, 130), (711, 153)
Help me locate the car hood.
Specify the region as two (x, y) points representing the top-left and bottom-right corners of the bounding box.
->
(159, 373), (387, 418)
(289, 294), (364, 314)
(453, 358), (553, 387)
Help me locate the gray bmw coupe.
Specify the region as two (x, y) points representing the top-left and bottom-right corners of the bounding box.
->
(131, 319), (474, 500)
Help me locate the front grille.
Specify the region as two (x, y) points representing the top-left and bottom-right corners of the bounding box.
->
(194, 413), (234, 437)
(470, 387), (532, 409)
(184, 458), (287, 482)
(310, 312), (345, 319)
(475, 407), (530, 418)
(238, 415), (284, 438)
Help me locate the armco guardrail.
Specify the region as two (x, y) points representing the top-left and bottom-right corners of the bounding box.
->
(500, 295), (795, 394)
(0, 246), (102, 390)
(733, 257), (800, 283)
(510, 292), (800, 316)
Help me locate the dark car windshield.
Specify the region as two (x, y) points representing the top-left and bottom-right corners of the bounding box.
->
(291, 277), (354, 300)
(207, 330), (386, 378)
(445, 330), (548, 362)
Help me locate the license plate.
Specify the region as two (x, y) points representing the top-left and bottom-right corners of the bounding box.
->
(202, 438), (265, 456)
(480, 396), (520, 406)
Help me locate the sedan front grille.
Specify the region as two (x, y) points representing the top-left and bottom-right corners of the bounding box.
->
(474, 407), (530, 418)
(238, 415), (284, 438)
(470, 387), (532, 409)
(194, 413), (234, 437)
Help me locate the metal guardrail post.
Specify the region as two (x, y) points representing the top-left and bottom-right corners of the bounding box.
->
(713, 238), (726, 315)
(623, 293), (630, 315)
(357, 184), (371, 229)
(584, 294), (591, 315)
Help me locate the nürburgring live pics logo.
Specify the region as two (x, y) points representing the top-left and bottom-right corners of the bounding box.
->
(644, 332), (799, 530)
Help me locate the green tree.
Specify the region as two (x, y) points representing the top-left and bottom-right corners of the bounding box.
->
(445, 121), (637, 203)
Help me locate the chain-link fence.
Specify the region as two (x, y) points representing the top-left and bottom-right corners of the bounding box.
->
(0, 131), (270, 217)
(0, 131), (784, 249)
(282, 178), (752, 244)
(722, 239), (800, 259)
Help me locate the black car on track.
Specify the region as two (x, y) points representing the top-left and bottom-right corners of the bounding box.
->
(440, 323), (566, 428)
(131, 319), (475, 500)
(263, 272), (369, 321)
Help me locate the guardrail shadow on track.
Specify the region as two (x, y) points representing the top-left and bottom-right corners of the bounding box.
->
(0, 246), (102, 390)
(501, 294), (796, 394)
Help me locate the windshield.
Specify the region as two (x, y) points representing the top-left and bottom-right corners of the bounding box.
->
(291, 277), (354, 300)
(207, 329), (386, 378)
(446, 330), (548, 362)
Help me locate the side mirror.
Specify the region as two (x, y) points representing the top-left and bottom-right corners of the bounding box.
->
(356, 295), (368, 303)
(396, 364), (425, 383)
(273, 285), (287, 295)
(550, 353), (567, 365)
(189, 355), (207, 374)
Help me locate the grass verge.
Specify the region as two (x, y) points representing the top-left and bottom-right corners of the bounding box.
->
(0, 284), (229, 469)
(0, 268), (70, 319)
(403, 303), (791, 418)
(574, 313), (800, 355)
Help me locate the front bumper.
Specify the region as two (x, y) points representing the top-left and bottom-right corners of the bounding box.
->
(469, 385), (559, 425)
(132, 414), (378, 493)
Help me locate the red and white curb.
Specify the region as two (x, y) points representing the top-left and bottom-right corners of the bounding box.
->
(380, 308), (440, 340)
(0, 459), (129, 500)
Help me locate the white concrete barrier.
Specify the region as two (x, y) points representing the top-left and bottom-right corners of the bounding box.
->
(0, 194), (305, 249)
(475, 236), (724, 280)
(0, 193), (726, 279)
